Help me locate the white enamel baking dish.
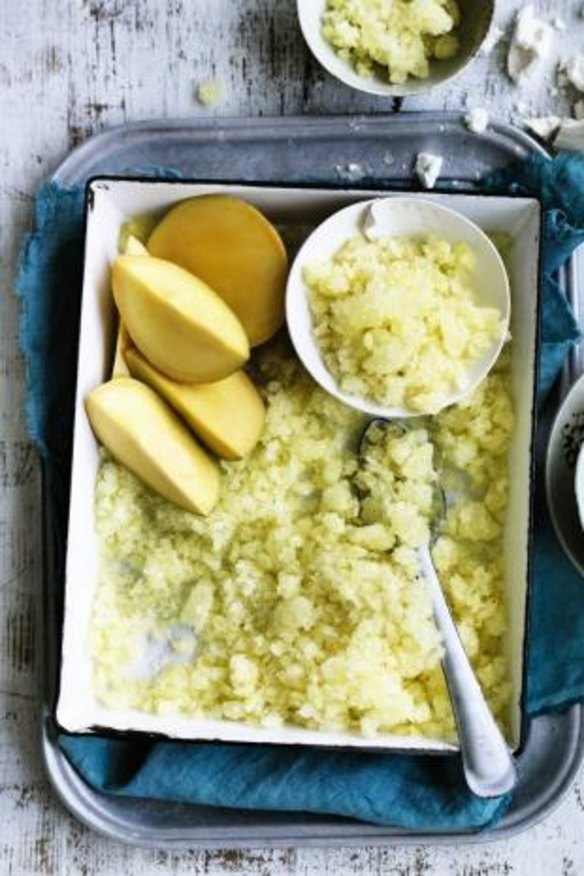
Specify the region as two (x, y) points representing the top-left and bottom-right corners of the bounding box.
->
(57, 179), (542, 754)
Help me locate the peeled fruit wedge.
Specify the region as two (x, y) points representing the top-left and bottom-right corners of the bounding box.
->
(112, 254), (250, 383)
(125, 347), (266, 460)
(86, 378), (220, 516)
(124, 235), (149, 257)
(148, 195), (288, 347)
(111, 322), (133, 378)
(111, 236), (149, 378)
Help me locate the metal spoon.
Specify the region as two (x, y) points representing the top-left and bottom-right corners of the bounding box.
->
(359, 419), (517, 798)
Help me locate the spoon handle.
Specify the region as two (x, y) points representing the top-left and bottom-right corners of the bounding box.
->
(418, 543), (517, 798)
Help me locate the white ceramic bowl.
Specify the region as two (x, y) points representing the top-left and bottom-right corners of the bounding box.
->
(286, 196), (511, 419)
(576, 444), (584, 531)
(296, 0), (494, 98)
(546, 372), (584, 577)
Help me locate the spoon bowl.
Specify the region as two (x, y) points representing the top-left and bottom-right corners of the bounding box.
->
(358, 418), (446, 532)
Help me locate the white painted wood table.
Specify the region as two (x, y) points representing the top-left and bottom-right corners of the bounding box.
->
(2, 1), (584, 873)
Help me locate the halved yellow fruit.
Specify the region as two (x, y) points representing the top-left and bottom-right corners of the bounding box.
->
(125, 347), (265, 460)
(148, 195), (288, 347)
(86, 378), (220, 515)
(111, 235), (149, 378)
(112, 254), (249, 383)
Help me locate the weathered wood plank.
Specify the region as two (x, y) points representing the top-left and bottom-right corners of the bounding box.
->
(1, 0), (584, 873)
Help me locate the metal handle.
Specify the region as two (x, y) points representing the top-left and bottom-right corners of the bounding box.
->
(418, 544), (518, 798)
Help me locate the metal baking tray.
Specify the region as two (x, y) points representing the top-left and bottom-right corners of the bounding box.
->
(41, 113), (584, 847)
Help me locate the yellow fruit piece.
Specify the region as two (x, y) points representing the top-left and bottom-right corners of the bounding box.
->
(86, 378), (220, 516)
(148, 195), (288, 347)
(111, 236), (150, 377)
(111, 322), (133, 378)
(124, 235), (149, 256)
(112, 254), (250, 383)
(118, 214), (160, 254)
(125, 347), (266, 460)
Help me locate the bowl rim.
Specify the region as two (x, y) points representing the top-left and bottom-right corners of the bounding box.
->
(546, 371), (584, 579)
(296, 0), (495, 98)
(575, 443), (584, 530)
(286, 194), (512, 420)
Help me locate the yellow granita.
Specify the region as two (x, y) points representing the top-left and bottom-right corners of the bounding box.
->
(305, 234), (505, 413)
(322, 0), (461, 84)
(90, 338), (513, 742)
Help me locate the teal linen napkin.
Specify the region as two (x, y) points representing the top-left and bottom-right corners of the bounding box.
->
(16, 154), (584, 831)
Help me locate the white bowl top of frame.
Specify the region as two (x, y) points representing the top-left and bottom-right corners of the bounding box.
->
(296, 0), (495, 98)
